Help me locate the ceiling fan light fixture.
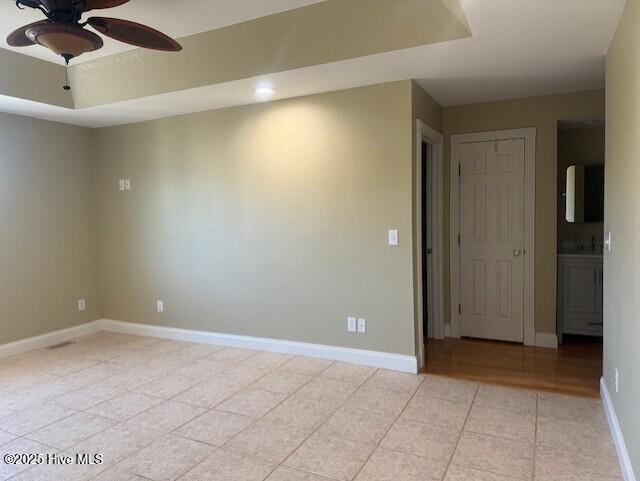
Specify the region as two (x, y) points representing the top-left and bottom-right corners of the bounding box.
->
(26, 23), (103, 59)
(7, 0), (181, 75)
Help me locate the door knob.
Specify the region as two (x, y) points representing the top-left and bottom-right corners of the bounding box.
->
(513, 249), (522, 257)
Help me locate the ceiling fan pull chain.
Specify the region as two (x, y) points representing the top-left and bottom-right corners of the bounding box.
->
(63, 57), (71, 91)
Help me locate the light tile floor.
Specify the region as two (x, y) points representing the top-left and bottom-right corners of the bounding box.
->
(0, 332), (622, 481)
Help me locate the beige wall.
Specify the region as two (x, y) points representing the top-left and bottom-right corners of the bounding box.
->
(604, 0), (640, 472)
(70, 0), (469, 109)
(412, 82), (444, 134)
(0, 112), (101, 345)
(411, 82), (444, 352)
(94, 81), (419, 356)
(557, 127), (605, 244)
(0, 49), (72, 108)
(1, 74), (623, 395)
(443, 90), (605, 334)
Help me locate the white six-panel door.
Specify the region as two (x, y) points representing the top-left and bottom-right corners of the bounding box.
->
(459, 139), (526, 342)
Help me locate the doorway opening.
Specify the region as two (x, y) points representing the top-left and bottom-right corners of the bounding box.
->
(449, 128), (537, 346)
(556, 119), (605, 360)
(421, 140), (430, 345)
(415, 120), (444, 369)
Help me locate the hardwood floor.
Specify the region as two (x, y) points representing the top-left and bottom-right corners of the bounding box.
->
(423, 335), (603, 397)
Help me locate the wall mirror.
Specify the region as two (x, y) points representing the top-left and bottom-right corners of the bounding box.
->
(565, 164), (604, 223)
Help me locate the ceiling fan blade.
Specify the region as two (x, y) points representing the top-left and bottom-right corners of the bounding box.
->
(87, 17), (181, 51)
(16, 0), (42, 9)
(80, 0), (130, 11)
(6, 20), (49, 47)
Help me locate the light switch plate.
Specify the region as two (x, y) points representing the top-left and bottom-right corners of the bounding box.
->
(78, 299), (86, 312)
(118, 179), (125, 191)
(157, 300), (164, 313)
(388, 229), (399, 246)
(347, 316), (357, 333)
(357, 318), (366, 333)
(125, 179), (131, 190)
(605, 232), (612, 252)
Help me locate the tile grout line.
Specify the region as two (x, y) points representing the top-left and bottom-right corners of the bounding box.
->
(211, 358), (327, 452)
(0, 344), (157, 479)
(439, 382), (479, 481)
(106, 348), (268, 410)
(22, 410), (118, 450)
(174, 357), (341, 481)
(87, 350), (290, 480)
(440, 387), (539, 481)
(66, 343), (217, 480)
(127, 347), (227, 400)
(348, 374), (432, 481)
(263, 361), (360, 481)
(155, 353), (290, 439)
(82, 348), (279, 479)
(274, 365), (380, 481)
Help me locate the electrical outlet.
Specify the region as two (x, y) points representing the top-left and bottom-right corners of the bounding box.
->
(118, 179), (125, 191)
(125, 179), (131, 191)
(157, 300), (164, 313)
(615, 368), (619, 393)
(347, 316), (357, 333)
(78, 299), (86, 312)
(357, 318), (366, 333)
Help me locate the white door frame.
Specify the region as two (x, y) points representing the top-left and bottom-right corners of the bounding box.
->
(449, 127), (537, 346)
(416, 120), (445, 368)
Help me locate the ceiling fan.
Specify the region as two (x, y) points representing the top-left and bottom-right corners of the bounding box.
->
(7, 0), (182, 88)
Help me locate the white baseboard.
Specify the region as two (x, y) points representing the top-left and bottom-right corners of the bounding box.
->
(0, 319), (418, 373)
(535, 332), (558, 349)
(100, 320), (418, 373)
(0, 321), (103, 360)
(601, 377), (637, 481)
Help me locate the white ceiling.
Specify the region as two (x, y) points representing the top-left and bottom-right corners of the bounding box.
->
(0, 0), (627, 127)
(417, 0), (624, 106)
(0, 0), (325, 64)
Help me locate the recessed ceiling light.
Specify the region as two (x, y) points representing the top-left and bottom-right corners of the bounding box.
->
(255, 87), (276, 98)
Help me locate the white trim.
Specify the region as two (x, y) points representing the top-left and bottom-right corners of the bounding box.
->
(0, 321), (103, 359)
(0, 320), (418, 373)
(415, 120), (445, 369)
(534, 332), (558, 349)
(450, 127), (537, 346)
(601, 377), (638, 481)
(101, 320), (418, 373)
